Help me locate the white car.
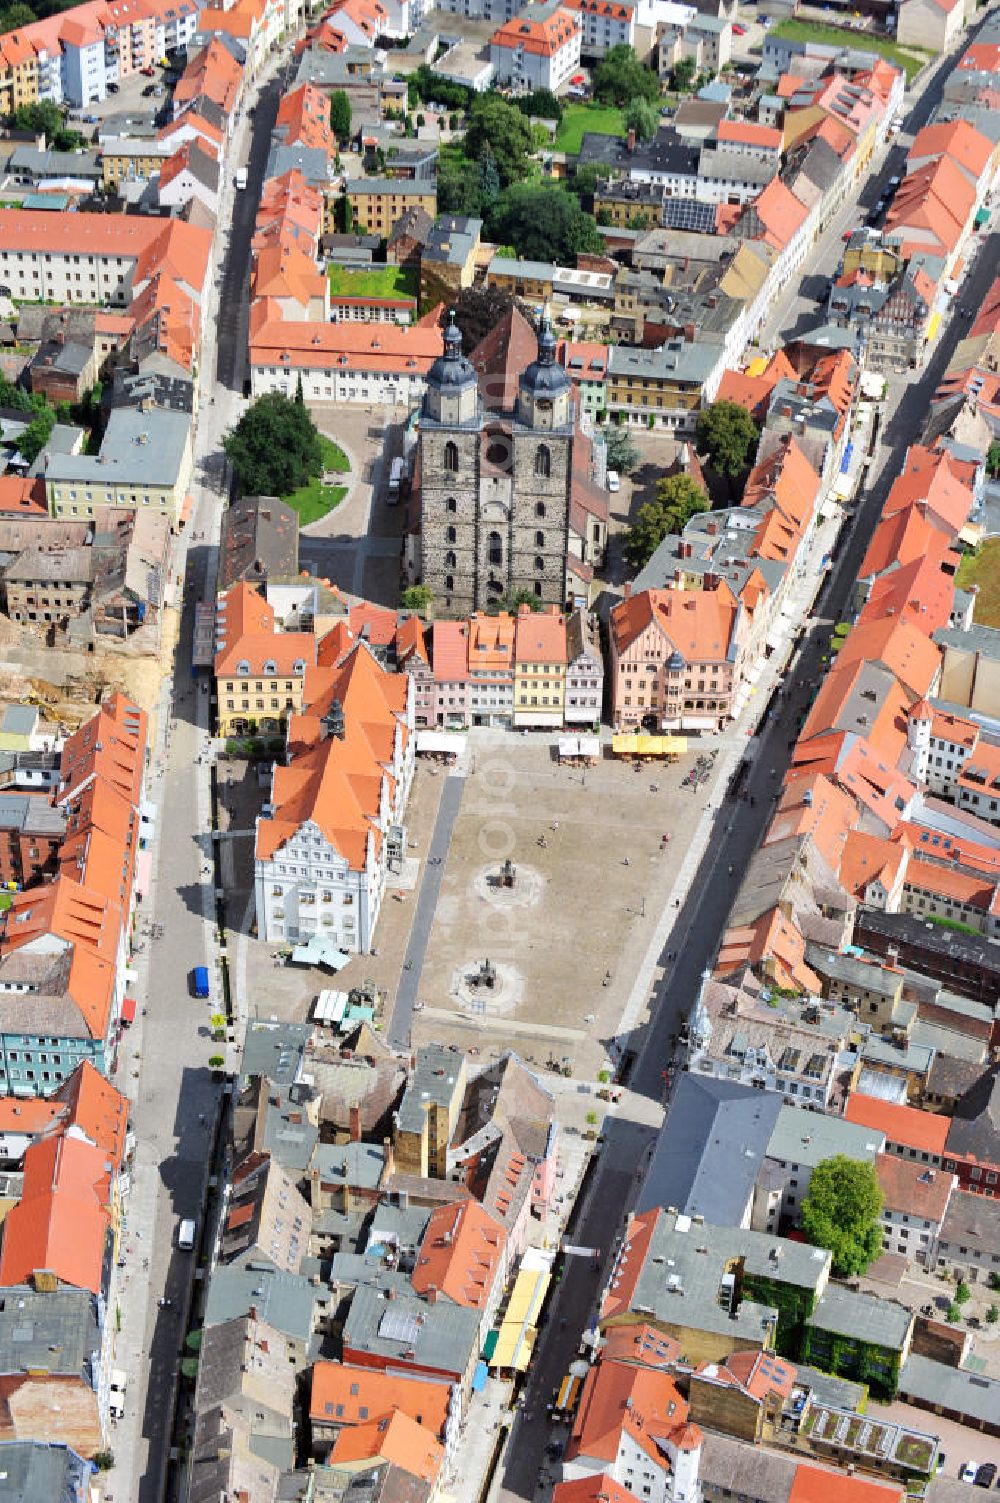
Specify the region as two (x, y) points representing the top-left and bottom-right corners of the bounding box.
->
(959, 1462), (978, 1484)
(606, 470), (620, 493)
(109, 1369), (127, 1419)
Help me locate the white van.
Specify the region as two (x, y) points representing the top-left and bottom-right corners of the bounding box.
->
(387, 456), (405, 502)
(109, 1369), (127, 1419)
(606, 469), (620, 493)
(178, 1217), (197, 1251)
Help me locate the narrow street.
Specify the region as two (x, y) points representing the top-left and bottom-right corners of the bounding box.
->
(105, 52), (293, 1503)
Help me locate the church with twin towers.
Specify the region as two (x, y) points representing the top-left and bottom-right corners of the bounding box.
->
(410, 307), (609, 618)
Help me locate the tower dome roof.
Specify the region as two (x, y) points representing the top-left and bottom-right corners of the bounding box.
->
(519, 312), (570, 397)
(427, 312), (477, 392)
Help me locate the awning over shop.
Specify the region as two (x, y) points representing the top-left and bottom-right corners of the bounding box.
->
(490, 1258), (551, 1371)
(926, 311), (942, 343)
(120, 997), (137, 1025)
(290, 936), (350, 971)
(416, 731), (467, 756)
(314, 990), (350, 1026)
(472, 1361), (489, 1393)
(558, 735), (600, 761)
(611, 733), (687, 759)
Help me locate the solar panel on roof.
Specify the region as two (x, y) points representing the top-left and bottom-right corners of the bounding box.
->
(378, 1308), (421, 1345)
(662, 198), (716, 233)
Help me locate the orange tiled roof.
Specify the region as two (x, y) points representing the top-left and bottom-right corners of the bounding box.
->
(514, 606), (567, 666)
(838, 828), (908, 899)
(611, 584), (740, 663)
(567, 1357), (689, 1469)
(275, 82), (334, 153)
(53, 1059), (129, 1166)
(257, 643), (408, 870)
(845, 1093), (949, 1156)
(833, 616), (941, 701)
(0, 1132), (112, 1295)
(790, 1463), (905, 1503)
(747, 178), (810, 251)
(765, 771), (856, 872)
(0, 1098), (62, 1136)
(328, 1410), (444, 1483)
(58, 693), (146, 808)
(411, 1200), (507, 1308)
(310, 1362), (451, 1434)
(214, 582), (317, 677)
(491, 2), (579, 56)
(908, 119), (993, 182)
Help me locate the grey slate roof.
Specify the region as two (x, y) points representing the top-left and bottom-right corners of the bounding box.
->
(637, 1073), (782, 1224)
(0, 1440), (91, 1503)
(203, 1260), (322, 1344)
(808, 1286), (913, 1351)
(45, 407), (190, 489)
(900, 1354), (1000, 1427)
(0, 1286), (99, 1379)
(240, 1020), (311, 1087)
(342, 1282), (480, 1378)
(396, 1043), (464, 1135)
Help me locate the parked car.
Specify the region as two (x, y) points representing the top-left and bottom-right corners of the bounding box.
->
(106, 81), (119, 92)
(141, 64), (155, 75)
(973, 1464), (996, 1489)
(960, 1463), (979, 1484)
(733, 21), (746, 33)
(606, 469), (620, 493)
(142, 83), (156, 95)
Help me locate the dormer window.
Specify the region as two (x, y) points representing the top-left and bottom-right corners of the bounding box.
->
(292, 659), (306, 674)
(237, 659), (251, 676)
(263, 660), (277, 675)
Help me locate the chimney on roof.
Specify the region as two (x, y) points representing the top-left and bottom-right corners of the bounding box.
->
(349, 1104), (362, 1142)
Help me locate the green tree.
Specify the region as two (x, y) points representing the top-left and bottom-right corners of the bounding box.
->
(987, 440), (1000, 479)
(623, 476), (708, 568)
(0, 3), (36, 33)
(465, 95), (534, 187)
(400, 584), (432, 611)
(570, 161), (605, 204)
(623, 96), (658, 141)
(17, 407), (55, 466)
(696, 399), (759, 478)
(334, 193), (353, 233)
(593, 45), (659, 107)
(223, 393), (323, 498)
(987, 1303), (999, 1324)
(438, 151), (484, 216)
(671, 56), (697, 92)
(955, 1279), (971, 1305)
(329, 89), (352, 142)
(946, 1302), (962, 1324)
(485, 183), (602, 263)
(507, 588), (540, 612)
(477, 146), (501, 209)
(605, 428), (639, 474)
(514, 87), (563, 122)
(12, 100), (81, 152)
(294, 373), (305, 407)
(801, 1156), (884, 1278)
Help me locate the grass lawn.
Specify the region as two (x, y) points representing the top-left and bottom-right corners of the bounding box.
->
(957, 537), (1000, 626)
(771, 19), (930, 82)
(554, 103), (625, 155)
(326, 263), (419, 299)
(285, 436), (350, 525)
(0, 893), (12, 912)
